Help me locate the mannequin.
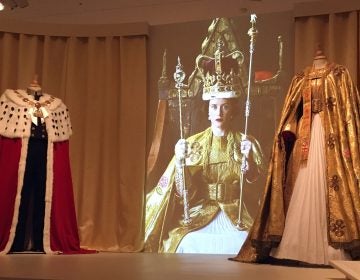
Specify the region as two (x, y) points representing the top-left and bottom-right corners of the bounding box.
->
(268, 50), (350, 264)
(232, 50), (360, 265)
(10, 77), (48, 252)
(26, 76), (42, 95)
(312, 49), (328, 69)
(0, 77), (93, 254)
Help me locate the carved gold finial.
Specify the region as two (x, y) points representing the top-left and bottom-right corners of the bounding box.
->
(248, 14), (258, 53)
(161, 49), (167, 78)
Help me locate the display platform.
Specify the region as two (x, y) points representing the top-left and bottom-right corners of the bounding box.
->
(330, 260), (360, 280)
(0, 253), (347, 280)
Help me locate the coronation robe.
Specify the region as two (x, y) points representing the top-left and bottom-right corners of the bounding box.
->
(145, 127), (264, 253)
(233, 63), (360, 262)
(0, 89), (89, 254)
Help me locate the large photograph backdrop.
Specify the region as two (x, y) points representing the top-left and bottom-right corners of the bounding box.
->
(145, 12), (294, 253)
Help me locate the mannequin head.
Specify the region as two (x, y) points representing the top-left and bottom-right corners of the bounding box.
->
(312, 49), (328, 70)
(27, 75), (42, 95)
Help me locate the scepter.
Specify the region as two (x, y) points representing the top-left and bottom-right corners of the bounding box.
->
(236, 14), (258, 229)
(174, 57), (192, 226)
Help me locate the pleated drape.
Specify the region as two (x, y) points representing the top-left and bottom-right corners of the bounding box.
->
(0, 32), (147, 252)
(294, 11), (359, 85)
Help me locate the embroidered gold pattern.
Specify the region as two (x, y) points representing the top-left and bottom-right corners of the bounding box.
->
(301, 138), (309, 155)
(333, 65), (344, 76)
(207, 183), (239, 203)
(311, 98), (323, 113)
(158, 176), (169, 189)
(326, 96), (336, 111)
(330, 219), (346, 237)
(343, 148), (351, 160)
(329, 175), (340, 191)
(188, 141), (202, 163)
(327, 134), (336, 149)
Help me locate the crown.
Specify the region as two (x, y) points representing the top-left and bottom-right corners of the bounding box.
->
(196, 39), (244, 100)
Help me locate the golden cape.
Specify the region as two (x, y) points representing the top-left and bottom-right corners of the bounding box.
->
(145, 127), (264, 252)
(233, 63), (360, 262)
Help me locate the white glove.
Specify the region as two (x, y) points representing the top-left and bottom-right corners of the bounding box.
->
(241, 158), (249, 173)
(240, 139), (252, 158)
(174, 139), (188, 164)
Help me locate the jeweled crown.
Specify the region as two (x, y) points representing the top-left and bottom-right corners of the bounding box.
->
(196, 39), (244, 100)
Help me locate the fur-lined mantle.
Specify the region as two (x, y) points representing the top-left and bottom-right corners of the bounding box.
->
(0, 89), (72, 141)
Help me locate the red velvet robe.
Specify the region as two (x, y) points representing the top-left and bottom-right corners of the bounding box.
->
(0, 89), (94, 254)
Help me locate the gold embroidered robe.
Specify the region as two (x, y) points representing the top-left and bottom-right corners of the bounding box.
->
(145, 127), (264, 252)
(233, 64), (360, 262)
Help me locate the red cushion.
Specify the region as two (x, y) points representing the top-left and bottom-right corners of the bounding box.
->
(254, 70), (274, 81)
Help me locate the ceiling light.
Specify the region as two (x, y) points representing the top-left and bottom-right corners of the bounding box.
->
(1, 0), (29, 10)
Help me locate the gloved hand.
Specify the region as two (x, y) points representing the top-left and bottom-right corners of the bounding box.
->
(240, 138), (252, 158)
(240, 158), (249, 173)
(239, 138), (252, 173)
(174, 139), (188, 165)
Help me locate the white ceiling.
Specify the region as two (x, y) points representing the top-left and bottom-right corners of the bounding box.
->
(0, 0), (317, 25)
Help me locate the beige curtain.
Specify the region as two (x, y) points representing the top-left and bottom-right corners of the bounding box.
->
(0, 31), (147, 252)
(294, 10), (359, 86)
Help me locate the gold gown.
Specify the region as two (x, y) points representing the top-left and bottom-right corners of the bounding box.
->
(233, 63), (360, 262)
(145, 127), (264, 252)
